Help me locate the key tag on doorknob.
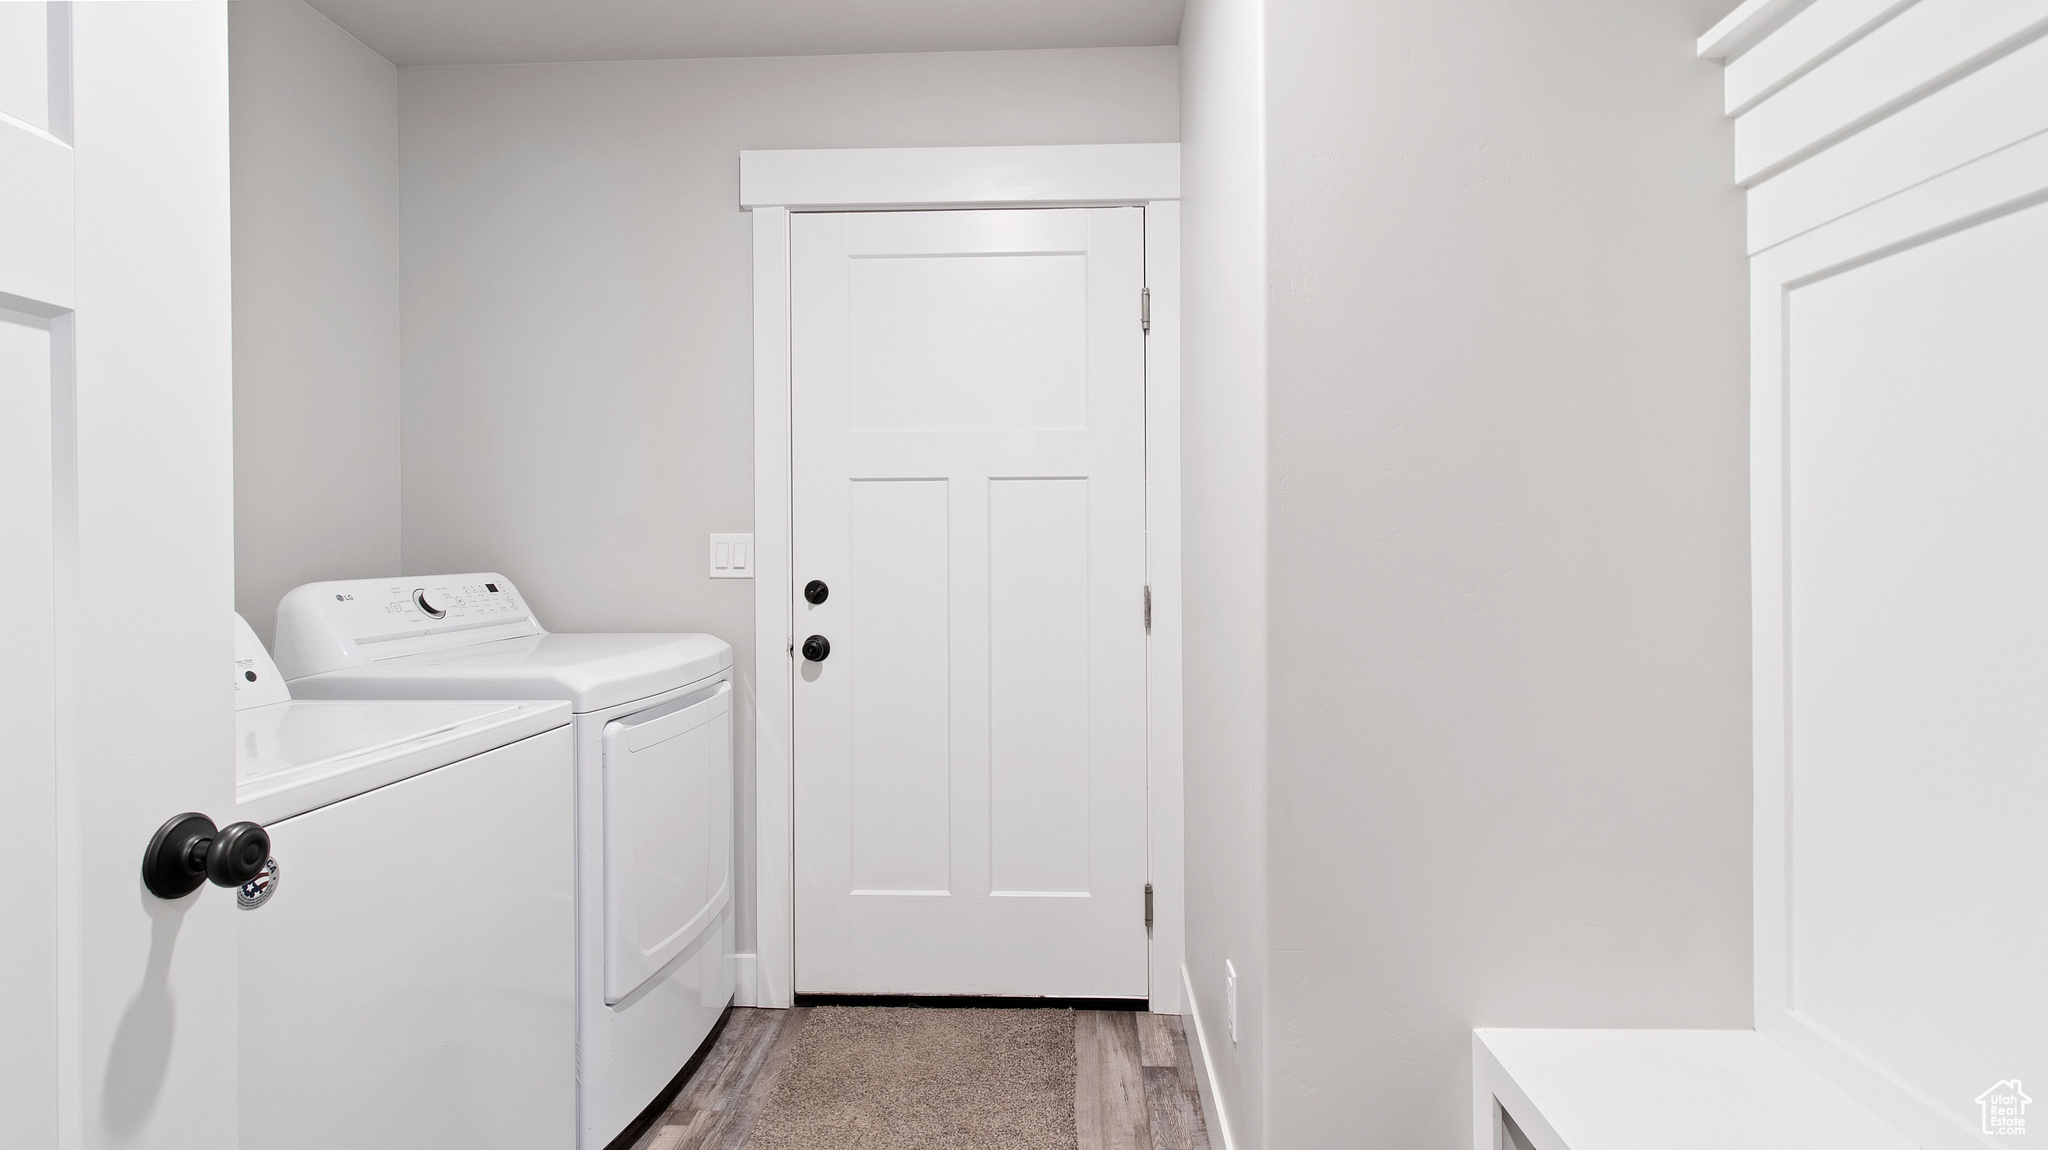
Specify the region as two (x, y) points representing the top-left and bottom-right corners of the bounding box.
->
(238, 856), (282, 909)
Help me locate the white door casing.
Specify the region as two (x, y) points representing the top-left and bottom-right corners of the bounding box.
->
(744, 144), (1183, 1009)
(1, 4), (239, 1145)
(790, 206), (1149, 997)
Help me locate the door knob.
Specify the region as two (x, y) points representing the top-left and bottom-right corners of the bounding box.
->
(143, 812), (271, 899)
(804, 579), (829, 605)
(801, 634), (831, 662)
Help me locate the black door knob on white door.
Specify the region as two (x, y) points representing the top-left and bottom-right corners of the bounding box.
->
(804, 580), (829, 604)
(142, 812), (271, 899)
(802, 635), (831, 662)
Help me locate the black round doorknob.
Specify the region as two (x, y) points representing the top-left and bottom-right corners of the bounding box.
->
(804, 579), (829, 605)
(142, 813), (272, 899)
(208, 821), (271, 888)
(801, 634), (831, 662)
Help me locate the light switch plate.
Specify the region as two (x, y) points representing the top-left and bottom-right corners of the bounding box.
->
(709, 533), (754, 579)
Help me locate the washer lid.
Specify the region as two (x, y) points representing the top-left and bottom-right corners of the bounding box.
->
(235, 698), (570, 825)
(285, 632), (734, 714)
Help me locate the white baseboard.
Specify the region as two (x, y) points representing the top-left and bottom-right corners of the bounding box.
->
(1180, 962), (1239, 1150)
(733, 952), (760, 1007)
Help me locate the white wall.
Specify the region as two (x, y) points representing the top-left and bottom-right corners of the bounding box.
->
(230, 0), (400, 646)
(396, 46), (1180, 953)
(1177, 0), (1749, 1144)
(1261, 0), (1750, 1147)
(1177, 0), (1269, 1146)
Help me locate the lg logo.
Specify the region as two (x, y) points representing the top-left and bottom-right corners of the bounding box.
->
(333, 593), (354, 602)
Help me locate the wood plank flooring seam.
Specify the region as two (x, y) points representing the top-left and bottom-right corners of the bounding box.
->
(1135, 1012), (1180, 1069)
(707, 1006), (810, 1150)
(1077, 1010), (1154, 1150)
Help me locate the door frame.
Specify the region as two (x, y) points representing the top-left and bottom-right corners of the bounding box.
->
(741, 143), (1183, 1011)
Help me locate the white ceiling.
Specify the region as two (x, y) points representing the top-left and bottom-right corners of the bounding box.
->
(305, 0), (1186, 67)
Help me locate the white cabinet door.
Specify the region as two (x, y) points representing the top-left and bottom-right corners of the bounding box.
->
(791, 207), (1150, 998)
(1, 5), (239, 1144)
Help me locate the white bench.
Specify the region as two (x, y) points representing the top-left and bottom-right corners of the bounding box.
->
(1472, 1030), (1915, 1150)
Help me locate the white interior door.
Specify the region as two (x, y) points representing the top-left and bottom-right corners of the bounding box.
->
(1, 4), (238, 1144)
(791, 206), (1150, 998)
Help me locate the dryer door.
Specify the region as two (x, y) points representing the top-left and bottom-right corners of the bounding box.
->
(601, 681), (732, 1005)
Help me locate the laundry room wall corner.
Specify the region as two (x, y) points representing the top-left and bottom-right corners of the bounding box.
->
(1179, 0), (1272, 1141)
(229, 0), (400, 647)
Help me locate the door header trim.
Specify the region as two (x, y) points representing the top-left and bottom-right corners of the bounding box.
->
(739, 143), (1180, 212)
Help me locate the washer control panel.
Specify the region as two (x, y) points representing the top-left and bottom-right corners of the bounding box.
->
(273, 573), (545, 679)
(343, 578), (529, 634)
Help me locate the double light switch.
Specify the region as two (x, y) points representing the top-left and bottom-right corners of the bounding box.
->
(709, 533), (754, 578)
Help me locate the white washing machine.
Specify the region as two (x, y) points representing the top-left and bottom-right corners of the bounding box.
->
(272, 575), (736, 1150)
(232, 613), (576, 1150)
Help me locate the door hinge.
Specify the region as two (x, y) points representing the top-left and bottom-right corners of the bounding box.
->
(1144, 585), (1152, 634)
(1144, 883), (1154, 930)
(1141, 287), (1151, 333)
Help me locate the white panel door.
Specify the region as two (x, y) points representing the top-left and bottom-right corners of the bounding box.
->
(2, 5), (239, 1145)
(792, 207), (1149, 998)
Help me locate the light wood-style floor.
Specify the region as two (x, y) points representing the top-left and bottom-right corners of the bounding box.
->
(627, 1007), (1215, 1150)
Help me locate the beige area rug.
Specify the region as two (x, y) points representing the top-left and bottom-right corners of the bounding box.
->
(744, 1007), (1079, 1150)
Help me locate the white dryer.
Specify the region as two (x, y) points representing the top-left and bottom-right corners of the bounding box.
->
(232, 613), (576, 1150)
(272, 575), (736, 1150)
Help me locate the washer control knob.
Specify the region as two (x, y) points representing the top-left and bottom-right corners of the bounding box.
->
(413, 588), (447, 619)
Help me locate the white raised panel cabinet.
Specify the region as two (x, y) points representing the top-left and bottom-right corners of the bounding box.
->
(1476, 2), (2048, 1148)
